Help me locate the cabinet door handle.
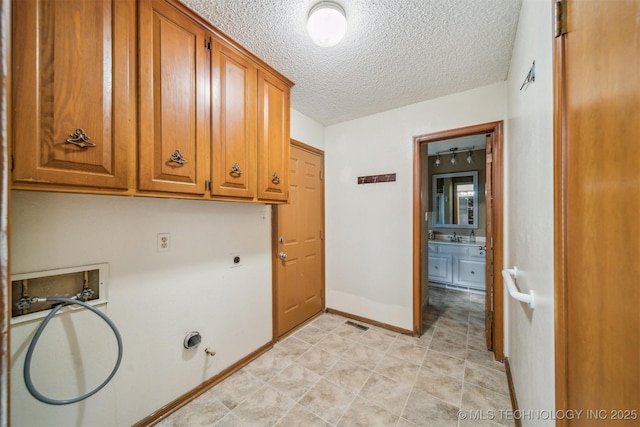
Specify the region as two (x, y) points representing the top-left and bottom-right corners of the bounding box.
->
(66, 128), (96, 148)
(169, 149), (187, 165)
(272, 171), (280, 185)
(230, 163), (243, 177)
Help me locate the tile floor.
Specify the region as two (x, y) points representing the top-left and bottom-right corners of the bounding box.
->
(157, 287), (514, 427)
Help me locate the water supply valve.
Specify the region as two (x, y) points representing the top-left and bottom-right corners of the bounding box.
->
(77, 288), (95, 301)
(16, 297), (35, 310)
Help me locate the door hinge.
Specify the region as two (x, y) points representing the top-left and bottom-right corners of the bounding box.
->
(554, 0), (567, 37)
(486, 153), (492, 163)
(319, 170), (324, 181)
(320, 229), (324, 240)
(205, 37), (212, 51)
(487, 311), (494, 321)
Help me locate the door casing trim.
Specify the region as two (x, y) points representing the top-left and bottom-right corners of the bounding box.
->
(412, 121), (504, 359)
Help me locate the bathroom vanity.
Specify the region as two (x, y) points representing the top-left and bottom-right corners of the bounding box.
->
(428, 241), (486, 292)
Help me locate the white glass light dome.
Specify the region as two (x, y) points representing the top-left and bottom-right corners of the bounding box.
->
(307, 2), (347, 47)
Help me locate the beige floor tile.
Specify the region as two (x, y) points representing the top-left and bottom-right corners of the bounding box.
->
(342, 342), (385, 370)
(395, 331), (432, 349)
(422, 350), (465, 379)
(332, 323), (368, 342)
(273, 336), (312, 359)
(163, 290), (515, 427)
(324, 357), (372, 393)
(466, 335), (489, 353)
(402, 388), (460, 427)
(312, 314), (344, 331)
(268, 362), (320, 400)
(397, 417), (420, 427)
(461, 383), (513, 427)
(436, 318), (469, 337)
(359, 372), (413, 416)
(207, 369), (265, 410)
(296, 347), (341, 376)
(440, 307), (470, 323)
(429, 338), (468, 360)
(232, 384), (295, 426)
(432, 328), (467, 347)
(275, 404), (331, 426)
(316, 332), (355, 356)
(358, 329), (396, 351)
(466, 348), (505, 372)
(413, 367), (463, 408)
(463, 362), (509, 394)
(374, 354), (420, 385)
(386, 340), (427, 366)
(156, 397), (229, 427)
(337, 396), (399, 426)
(459, 416), (506, 427)
(244, 351), (292, 382)
(214, 411), (247, 426)
(299, 378), (355, 425)
(294, 325), (329, 345)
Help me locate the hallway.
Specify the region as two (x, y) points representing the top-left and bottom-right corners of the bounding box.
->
(157, 288), (513, 426)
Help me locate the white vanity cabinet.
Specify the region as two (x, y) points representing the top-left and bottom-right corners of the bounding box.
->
(428, 242), (486, 292)
(427, 243), (453, 283)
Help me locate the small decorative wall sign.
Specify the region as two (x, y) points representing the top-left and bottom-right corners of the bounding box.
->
(357, 173), (396, 184)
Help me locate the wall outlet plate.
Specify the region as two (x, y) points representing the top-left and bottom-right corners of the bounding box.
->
(157, 233), (170, 252)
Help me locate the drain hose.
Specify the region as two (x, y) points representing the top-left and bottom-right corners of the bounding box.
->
(23, 297), (123, 405)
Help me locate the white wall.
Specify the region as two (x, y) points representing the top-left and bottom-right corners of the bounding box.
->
(9, 110), (323, 426)
(291, 108), (325, 150)
(504, 0), (555, 424)
(324, 83), (507, 330)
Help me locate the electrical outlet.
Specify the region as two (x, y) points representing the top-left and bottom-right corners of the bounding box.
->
(157, 233), (170, 252)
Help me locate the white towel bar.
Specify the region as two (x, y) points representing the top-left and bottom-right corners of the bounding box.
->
(502, 267), (535, 309)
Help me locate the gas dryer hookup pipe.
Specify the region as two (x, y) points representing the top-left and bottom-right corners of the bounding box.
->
(23, 297), (123, 405)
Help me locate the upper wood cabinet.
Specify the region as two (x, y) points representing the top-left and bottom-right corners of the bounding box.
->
(12, 0), (135, 189)
(210, 37), (257, 199)
(138, 0), (210, 195)
(11, 0), (293, 203)
(257, 69), (291, 202)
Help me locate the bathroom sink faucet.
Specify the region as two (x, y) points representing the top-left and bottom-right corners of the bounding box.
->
(452, 232), (457, 242)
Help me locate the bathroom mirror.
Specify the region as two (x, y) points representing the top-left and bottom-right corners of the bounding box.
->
(432, 171), (478, 228)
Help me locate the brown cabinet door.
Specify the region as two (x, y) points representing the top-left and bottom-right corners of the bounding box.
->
(138, 0), (209, 195)
(12, 0), (134, 189)
(257, 69), (290, 202)
(210, 37), (257, 199)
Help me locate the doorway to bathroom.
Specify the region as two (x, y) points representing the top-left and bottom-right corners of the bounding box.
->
(412, 121), (504, 360)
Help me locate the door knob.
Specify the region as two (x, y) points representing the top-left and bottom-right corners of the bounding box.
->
(278, 251), (287, 260)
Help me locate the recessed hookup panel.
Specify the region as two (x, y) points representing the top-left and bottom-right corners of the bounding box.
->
(11, 263), (109, 324)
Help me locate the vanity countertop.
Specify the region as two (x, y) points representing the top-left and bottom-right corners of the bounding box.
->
(428, 239), (485, 247)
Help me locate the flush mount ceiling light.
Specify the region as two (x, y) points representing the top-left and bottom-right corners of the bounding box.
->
(307, 1), (347, 47)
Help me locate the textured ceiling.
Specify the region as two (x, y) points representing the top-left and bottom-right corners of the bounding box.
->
(182, 0), (523, 126)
